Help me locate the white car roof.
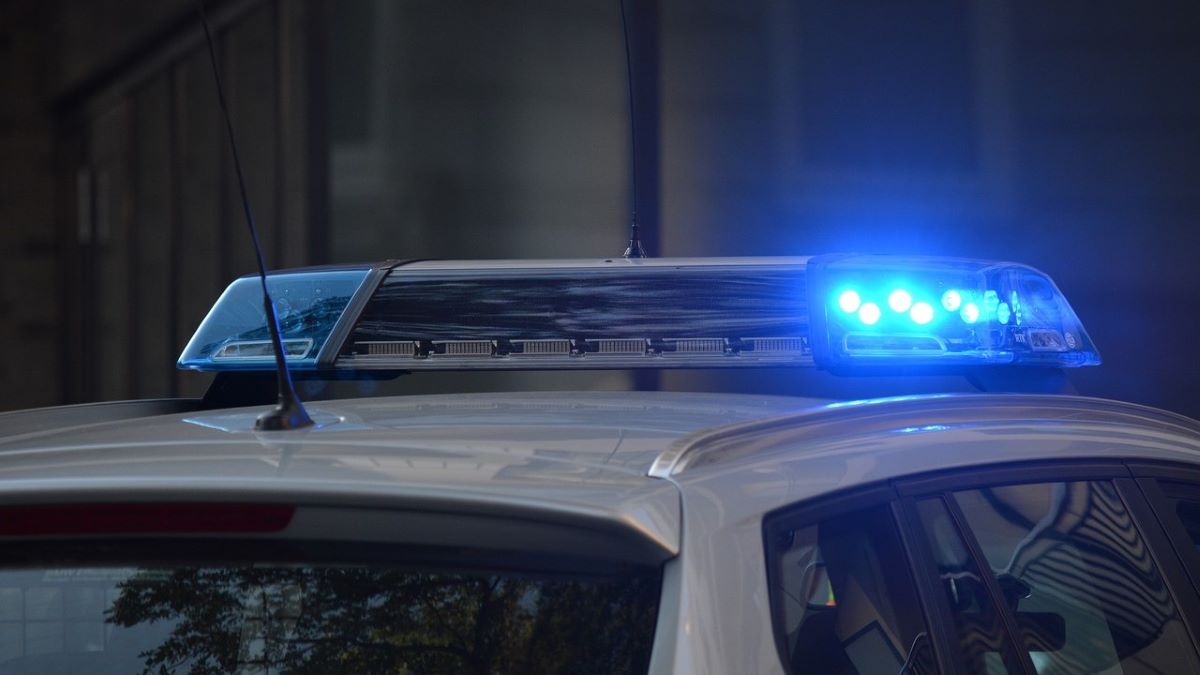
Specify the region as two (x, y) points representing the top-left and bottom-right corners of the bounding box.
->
(0, 391), (826, 558)
(2, 390), (1199, 559)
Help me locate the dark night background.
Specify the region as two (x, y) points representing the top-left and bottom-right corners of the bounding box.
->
(0, 1), (1197, 414)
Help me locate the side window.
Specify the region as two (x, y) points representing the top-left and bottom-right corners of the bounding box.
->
(950, 481), (1200, 674)
(766, 502), (937, 675)
(914, 498), (1024, 674)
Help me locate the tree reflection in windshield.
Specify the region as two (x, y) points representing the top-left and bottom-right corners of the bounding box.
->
(106, 565), (658, 674)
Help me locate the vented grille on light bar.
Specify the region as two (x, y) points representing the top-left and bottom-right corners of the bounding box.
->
(593, 339), (647, 355)
(514, 339), (572, 355)
(437, 340), (493, 357)
(745, 337), (808, 353)
(668, 338), (725, 354)
(362, 341), (418, 357)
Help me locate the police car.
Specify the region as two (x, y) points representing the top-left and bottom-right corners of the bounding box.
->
(1, 255), (1199, 674)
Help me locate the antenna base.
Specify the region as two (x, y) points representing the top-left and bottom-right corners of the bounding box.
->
(255, 398), (315, 431)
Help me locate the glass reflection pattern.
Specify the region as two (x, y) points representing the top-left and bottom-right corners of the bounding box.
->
(0, 564), (658, 674)
(953, 481), (1199, 674)
(916, 498), (1023, 674)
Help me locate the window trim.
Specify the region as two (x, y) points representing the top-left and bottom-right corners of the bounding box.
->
(1130, 461), (1200, 485)
(895, 460), (1130, 498)
(899, 492), (1037, 674)
(1135, 474), (1200, 591)
(1123, 461), (1200, 641)
(937, 491), (1038, 674)
(894, 496), (973, 675)
(1114, 477), (1200, 649)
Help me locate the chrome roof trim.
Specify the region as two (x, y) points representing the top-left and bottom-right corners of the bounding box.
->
(647, 394), (1200, 478)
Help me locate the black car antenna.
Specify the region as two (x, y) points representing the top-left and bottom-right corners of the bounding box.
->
(199, 2), (313, 430)
(619, 0), (647, 258)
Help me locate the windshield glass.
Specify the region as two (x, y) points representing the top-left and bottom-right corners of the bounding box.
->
(0, 562), (659, 674)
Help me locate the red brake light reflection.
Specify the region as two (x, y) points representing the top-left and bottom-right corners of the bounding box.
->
(0, 503), (295, 536)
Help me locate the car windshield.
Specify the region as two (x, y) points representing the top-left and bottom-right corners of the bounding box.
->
(0, 561), (659, 674)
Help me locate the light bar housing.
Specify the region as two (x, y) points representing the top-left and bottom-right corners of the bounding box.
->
(177, 256), (1099, 374)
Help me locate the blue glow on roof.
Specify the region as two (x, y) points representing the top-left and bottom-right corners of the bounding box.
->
(808, 254), (1099, 368)
(178, 269), (370, 371)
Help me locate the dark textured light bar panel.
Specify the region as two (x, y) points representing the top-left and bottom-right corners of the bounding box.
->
(338, 265), (812, 370)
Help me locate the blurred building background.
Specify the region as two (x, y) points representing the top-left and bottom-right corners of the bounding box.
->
(1, 0), (1197, 414)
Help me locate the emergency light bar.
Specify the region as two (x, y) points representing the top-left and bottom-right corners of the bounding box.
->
(178, 256), (1099, 373)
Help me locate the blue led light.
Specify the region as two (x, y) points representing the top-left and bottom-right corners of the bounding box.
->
(838, 290), (862, 313)
(888, 289), (913, 313)
(858, 302), (881, 325)
(808, 254), (1100, 368)
(983, 290), (1000, 314)
(910, 302), (934, 325)
(941, 290), (961, 312)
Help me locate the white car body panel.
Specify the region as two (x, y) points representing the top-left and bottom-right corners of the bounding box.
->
(653, 395), (1200, 674)
(0, 392), (819, 560)
(5, 390), (1200, 673)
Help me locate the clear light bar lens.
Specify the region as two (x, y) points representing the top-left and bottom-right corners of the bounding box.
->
(178, 269), (370, 371)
